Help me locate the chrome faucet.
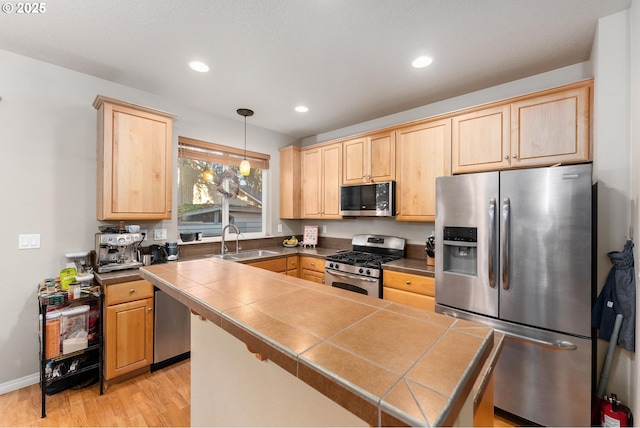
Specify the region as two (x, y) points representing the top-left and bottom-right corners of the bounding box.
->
(221, 224), (240, 255)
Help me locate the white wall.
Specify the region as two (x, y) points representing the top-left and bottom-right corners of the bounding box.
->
(630, 0), (640, 415)
(591, 8), (637, 411)
(0, 49), (296, 388)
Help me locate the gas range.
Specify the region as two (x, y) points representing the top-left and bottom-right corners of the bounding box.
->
(325, 252), (401, 278)
(324, 235), (406, 297)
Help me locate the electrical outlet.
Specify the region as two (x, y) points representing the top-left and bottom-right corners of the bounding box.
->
(277, 224), (282, 233)
(141, 229), (148, 240)
(154, 229), (167, 240)
(322, 225), (327, 234)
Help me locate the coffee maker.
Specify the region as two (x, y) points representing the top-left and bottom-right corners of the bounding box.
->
(95, 232), (144, 273)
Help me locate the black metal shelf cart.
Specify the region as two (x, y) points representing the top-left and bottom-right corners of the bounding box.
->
(38, 291), (103, 418)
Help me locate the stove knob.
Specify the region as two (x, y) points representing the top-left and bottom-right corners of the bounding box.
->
(359, 268), (364, 274)
(335, 263), (339, 270)
(366, 270), (371, 276)
(328, 263), (333, 269)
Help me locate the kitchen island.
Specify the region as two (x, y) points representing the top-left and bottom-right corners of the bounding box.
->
(140, 257), (495, 426)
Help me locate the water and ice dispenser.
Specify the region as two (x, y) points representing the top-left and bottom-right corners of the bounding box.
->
(442, 227), (478, 276)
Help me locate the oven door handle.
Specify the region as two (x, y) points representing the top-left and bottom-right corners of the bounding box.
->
(325, 269), (379, 282)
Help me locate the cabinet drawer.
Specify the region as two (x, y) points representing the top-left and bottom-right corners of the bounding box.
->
(106, 279), (154, 306)
(301, 256), (323, 273)
(249, 258), (287, 272)
(287, 256), (298, 270)
(383, 287), (435, 311)
(383, 271), (434, 297)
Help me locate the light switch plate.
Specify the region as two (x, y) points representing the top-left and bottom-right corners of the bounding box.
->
(154, 229), (167, 240)
(277, 224), (282, 233)
(18, 233), (40, 249)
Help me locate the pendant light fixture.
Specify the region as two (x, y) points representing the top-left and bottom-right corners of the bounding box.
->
(237, 108), (253, 176)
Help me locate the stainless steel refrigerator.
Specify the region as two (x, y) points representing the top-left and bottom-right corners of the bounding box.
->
(435, 163), (595, 427)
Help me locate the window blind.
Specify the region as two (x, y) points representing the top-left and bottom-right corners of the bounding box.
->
(178, 136), (270, 170)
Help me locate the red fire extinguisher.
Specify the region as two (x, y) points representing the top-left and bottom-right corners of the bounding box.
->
(601, 393), (634, 427)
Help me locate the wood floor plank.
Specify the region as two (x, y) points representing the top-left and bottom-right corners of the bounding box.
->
(0, 360), (190, 427)
(1, 359), (518, 427)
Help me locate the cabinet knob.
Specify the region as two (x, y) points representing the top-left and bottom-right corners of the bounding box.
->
(406, 281), (411, 285)
(513, 153), (518, 159)
(505, 155), (509, 160)
(129, 289), (135, 295)
(147, 307), (153, 312)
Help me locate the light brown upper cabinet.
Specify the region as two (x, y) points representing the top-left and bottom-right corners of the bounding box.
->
(452, 105), (511, 174)
(395, 118), (451, 221)
(510, 83), (591, 168)
(342, 131), (395, 184)
(279, 146), (302, 219)
(301, 142), (342, 219)
(93, 96), (175, 221)
(451, 79), (592, 173)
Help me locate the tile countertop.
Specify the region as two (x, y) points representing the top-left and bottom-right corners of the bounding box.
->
(139, 257), (494, 427)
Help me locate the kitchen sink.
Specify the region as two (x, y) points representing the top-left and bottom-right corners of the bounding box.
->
(228, 250), (280, 260)
(209, 250), (280, 261)
(208, 254), (238, 260)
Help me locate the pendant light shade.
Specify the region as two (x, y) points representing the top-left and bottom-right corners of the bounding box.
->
(237, 108), (253, 176)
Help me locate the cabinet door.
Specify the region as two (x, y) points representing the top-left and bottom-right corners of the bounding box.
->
(286, 256), (299, 277)
(301, 270), (325, 284)
(369, 131), (395, 182)
(452, 104), (510, 173)
(96, 99), (174, 221)
(383, 287), (435, 311)
(321, 143), (343, 218)
(395, 118), (451, 221)
(248, 257), (287, 273)
(511, 85), (590, 167)
(279, 146), (302, 219)
(342, 133), (395, 184)
(342, 137), (367, 184)
(301, 147), (322, 218)
(105, 297), (153, 380)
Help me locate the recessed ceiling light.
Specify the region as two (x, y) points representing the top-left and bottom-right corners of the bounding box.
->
(189, 61), (210, 72)
(295, 106), (309, 113)
(412, 56), (433, 69)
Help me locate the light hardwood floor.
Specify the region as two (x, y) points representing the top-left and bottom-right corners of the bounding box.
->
(0, 359), (521, 427)
(0, 359), (189, 427)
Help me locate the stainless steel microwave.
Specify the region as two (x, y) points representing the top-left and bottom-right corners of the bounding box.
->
(340, 181), (395, 217)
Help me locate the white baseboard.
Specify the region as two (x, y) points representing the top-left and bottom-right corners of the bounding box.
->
(0, 373), (39, 395)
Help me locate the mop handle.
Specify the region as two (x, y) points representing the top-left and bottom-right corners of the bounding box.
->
(596, 313), (624, 398)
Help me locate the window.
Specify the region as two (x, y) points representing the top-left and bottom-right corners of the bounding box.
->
(177, 137), (270, 239)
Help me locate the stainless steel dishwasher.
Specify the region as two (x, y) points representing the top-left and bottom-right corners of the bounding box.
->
(151, 287), (190, 371)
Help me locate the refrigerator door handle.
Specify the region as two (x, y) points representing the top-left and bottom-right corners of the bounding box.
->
(501, 197), (510, 290)
(498, 330), (578, 350)
(488, 198), (496, 288)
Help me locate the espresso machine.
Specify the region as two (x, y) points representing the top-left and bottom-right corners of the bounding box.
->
(95, 232), (144, 273)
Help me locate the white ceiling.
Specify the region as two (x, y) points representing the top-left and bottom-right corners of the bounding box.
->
(0, 0), (631, 138)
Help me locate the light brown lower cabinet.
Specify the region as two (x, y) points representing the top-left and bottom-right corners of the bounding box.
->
(300, 256), (325, 284)
(104, 280), (154, 383)
(382, 271), (435, 311)
(248, 256), (299, 277)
